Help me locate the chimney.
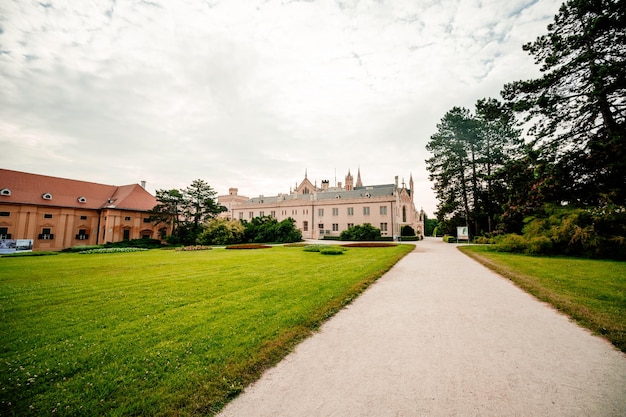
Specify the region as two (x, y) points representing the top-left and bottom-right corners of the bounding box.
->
(140, 181), (146, 189)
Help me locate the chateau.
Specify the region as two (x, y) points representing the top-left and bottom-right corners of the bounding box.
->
(223, 169), (424, 240)
(0, 169), (169, 252)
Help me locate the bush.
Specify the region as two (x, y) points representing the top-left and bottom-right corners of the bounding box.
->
(320, 247), (346, 255)
(340, 223), (381, 241)
(242, 216), (302, 244)
(442, 235), (456, 243)
(493, 234), (527, 253)
(303, 244), (328, 252)
(526, 236), (553, 255)
(341, 242), (397, 248)
(401, 225), (415, 237)
(197, 218), (245, 245)
(175, 245), (212, 251)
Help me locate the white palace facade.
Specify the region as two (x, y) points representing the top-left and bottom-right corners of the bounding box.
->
(223, 169), (425, 240)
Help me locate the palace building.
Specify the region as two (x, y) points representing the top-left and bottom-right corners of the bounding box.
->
(0, 169), (169, 252)
(226, 169), (425, 240)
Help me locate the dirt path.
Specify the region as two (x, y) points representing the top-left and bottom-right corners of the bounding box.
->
(217, 238), (626, 417)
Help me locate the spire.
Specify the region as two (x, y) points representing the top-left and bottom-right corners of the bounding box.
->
(356, 167), (363, 188)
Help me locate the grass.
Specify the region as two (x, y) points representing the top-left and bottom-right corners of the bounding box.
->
(460, 245), (626, 352)
(0, 244), (413, 416)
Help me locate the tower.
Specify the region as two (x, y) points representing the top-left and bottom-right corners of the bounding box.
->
(356, 168), (363, 188)
(345, 170), (354, 191)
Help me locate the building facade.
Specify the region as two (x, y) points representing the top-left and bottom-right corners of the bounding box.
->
(0, 169), (170, 252)
(228, 169), (424, 240)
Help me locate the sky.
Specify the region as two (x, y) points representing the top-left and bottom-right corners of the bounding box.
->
(0, 0), (562, 216)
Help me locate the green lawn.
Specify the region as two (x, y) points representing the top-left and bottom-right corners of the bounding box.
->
(460, 245), (626, 353)
(0, 245), (413, 416)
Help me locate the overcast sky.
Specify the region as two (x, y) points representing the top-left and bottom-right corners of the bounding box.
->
(1, 0), (562, 216)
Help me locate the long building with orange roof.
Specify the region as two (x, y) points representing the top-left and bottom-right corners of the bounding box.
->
(0, 169), (169, 252)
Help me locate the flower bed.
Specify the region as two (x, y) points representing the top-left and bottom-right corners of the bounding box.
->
(225, 244), (271, 250)
(341, 242), (398, 248)
(175, 245), (212, 251)
(79, 247), (148, 254)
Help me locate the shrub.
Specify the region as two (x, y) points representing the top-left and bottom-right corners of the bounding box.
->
(400, 225), (415, 237)
(319, 247), (345, 255)
(442, 235), (456, 243)
(302, 244), (328, 252)
(340, 223), (381, 241)
(197, 218), (245, 245)
(526, 236), (553, 255)
(493, 234), (527, 253)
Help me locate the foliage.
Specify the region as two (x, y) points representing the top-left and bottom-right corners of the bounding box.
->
(424, 215), (439, 237)
(426, 99), (523, 237)
(502, 0), (626, 206)
(197, 218), (246, 245)
(339, 223), (381, 241)
(103, 238), (166, 249)
(400, 225), (415, 236)
(150, 180), (226, 245)
(0, 246), (413, 416)
(302, 244), (330, 252)
(461, 245), (626, 352)
(489, 204), (626, 260)
(319, 247), (346, 255)
(242, 216), (302, 244)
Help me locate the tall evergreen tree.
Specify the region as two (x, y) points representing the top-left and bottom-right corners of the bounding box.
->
(502, 0), (626, 205)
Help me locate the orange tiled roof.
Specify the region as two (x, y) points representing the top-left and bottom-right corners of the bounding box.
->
(0, 169), (157, 211)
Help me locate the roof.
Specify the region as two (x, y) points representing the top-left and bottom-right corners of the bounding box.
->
(244, 184), (399, 205)
(0, 169), (157, 211)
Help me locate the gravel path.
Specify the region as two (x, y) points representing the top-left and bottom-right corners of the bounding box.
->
(218, 238), (626, 417)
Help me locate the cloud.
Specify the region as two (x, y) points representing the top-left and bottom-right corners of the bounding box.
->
(0, 0), (562, 216)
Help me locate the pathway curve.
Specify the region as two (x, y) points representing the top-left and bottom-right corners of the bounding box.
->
(218, 238), (626, 417)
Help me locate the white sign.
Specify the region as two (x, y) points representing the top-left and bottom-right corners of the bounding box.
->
(457, 226), (469, 240)
(0, 239), (34, 254)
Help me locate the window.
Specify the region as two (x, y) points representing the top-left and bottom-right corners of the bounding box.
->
(123, 229), (130, 240)
(318, 223), (324, 229)
(380, 223), (388, 232)
(303, 221), (308, 231)
(77, 196), (87, 203)
(125, 216), (131, 221)
(0, 188), (11, 196)
(347, 223), (354, 228)
(347, 207), (354, 216)
(0, 212), (9, 217)
(260, 211), (265, 217)
(380, 206), (387, 215)
(248, 211), (253, 219)
(0, 227), (10, 239)
(80, 215), (88, 220)
(332, 223), (339, 232)
(402, 206), (407, 222)
(42, 193), (52, 200)
(318, 208), (324, 217)
(76, 229), (89, 240)
(44, 213), (53, 219)
(143, 218), (151, 223)
(39, 228), (54, 240)
(239, 212), (244, 220)
(332, 208), (338, 216)
(363, 207), (370, 215)
(271, 211), (276, 218)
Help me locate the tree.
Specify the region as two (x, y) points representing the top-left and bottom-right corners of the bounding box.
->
(149, 189), (184, 237)
(151, 179), (225, 245)
(197, 218), (245, 245)
(181, 179), (224, 235)
(426, 100), (523, 236)
(242, 216), (302, 243)
(502, 0), (626, 205)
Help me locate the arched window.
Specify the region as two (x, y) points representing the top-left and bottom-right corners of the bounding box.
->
(402, 206), (407, 222)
